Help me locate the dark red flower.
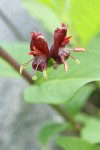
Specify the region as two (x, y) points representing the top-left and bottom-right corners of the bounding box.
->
(20, 24), (85, 80)
(50, 23), (85, 71)
(20, 32), (49, 80)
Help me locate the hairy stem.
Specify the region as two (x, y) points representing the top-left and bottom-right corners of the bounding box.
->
(0, 47), (80, 131)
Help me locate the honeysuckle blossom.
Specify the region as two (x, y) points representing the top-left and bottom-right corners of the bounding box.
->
(50, 23), (85, 71)
(20, 23), (85, 80)
(20, 32), (50, 80)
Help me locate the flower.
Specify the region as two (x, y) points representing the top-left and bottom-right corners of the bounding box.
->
(20, 23), (85, 80)
(50, 23), (85, 71)
(20, 32), (50, 80)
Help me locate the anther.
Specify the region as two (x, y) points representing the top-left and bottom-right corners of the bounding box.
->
(32, 75), (37, 80)
(20, 58), (33, 74)
(20, 63), (26, 74)
(75, 59), (80, 64)
(43, 70), (47, 80)
(73, 48), (85, 52)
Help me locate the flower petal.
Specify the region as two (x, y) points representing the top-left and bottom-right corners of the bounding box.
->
(61, 36), (72, 47)
(30, 32), (49, 58)
(54, 23), (67, 54)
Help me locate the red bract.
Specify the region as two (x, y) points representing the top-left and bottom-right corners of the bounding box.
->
(50, 23), (85, 71)
(20, 32), (49, 80)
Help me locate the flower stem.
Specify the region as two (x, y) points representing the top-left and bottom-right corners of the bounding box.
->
(0, 47), (81, 132)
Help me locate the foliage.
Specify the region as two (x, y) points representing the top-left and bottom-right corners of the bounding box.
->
(22, 0), (100, 46)
(81, 118), (100, 144)
(0, 42), (30, 77)
(38, 122), (67, 147)
(0, 0), (100, 149)
(63, 85), (95, 115)
(56, 137), (100, 150)
(24, 48), (99, 104)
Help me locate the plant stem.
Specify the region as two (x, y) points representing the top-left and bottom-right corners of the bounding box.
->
(0, 47), (33, 84)
(50, 104), (76, 125)
(0, 47), (80, 131)
(51, 104), (82, 134)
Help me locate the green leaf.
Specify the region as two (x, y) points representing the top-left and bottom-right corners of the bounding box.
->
(22, 0), (69, 33)
(56, 137), (93, 150)
(22, 0), (61, 33)
(81, 118), (100, 144)
(88, 35), (100, 89)
(22, 0), (100, 46)
(0, 42), (31, 77)
(70, 0), (100, 45)
(87, 35), (100, 51)
(63, 85), (95, 115)
(38, 122), (67, 147)
(37, 0), (68, 22)
(74, 113), (93, 124)
(91, 146), (100, 150)
(24, 49), (100, 104)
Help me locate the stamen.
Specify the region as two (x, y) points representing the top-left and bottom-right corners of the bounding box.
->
(43, 70), (47, 80)
(32, 63), (39, 80)
(61, 48), (85, 52)
(20, 58), (33, 74)
(60, 49), (80, 65)
(65, 48), (74, 51)
(73, 48), (85, 52)
(69, 55), (77, 60)
(63, 61), (68, 72)
(32, 75), (37, 80)
(69, 55), (80, 64)
(20, 64), (25, 74)
(61, 59), (68, 72)
(75, 59), (80, 64)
